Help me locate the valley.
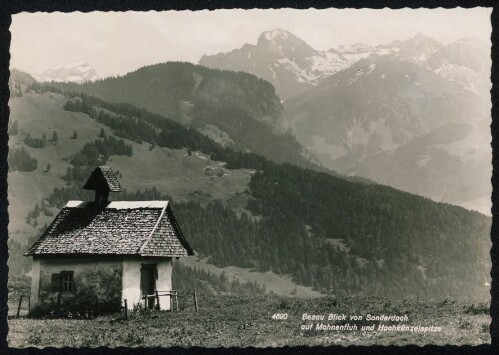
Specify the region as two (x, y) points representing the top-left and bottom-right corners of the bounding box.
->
(7, 73), (492, 300)
(200, 30), (492, 214)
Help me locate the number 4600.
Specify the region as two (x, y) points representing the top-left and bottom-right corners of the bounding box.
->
(272, 313), (288, 320)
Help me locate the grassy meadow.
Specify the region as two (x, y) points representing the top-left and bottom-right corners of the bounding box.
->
(8, 276), (491, 348)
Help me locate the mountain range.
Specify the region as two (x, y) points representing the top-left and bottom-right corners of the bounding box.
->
(27, 30), (492, 214)
(200, 30), (492, 214)
(200, 29), (490, 100)
(200, 29), (389, 100)
(6, 71), (492, 299)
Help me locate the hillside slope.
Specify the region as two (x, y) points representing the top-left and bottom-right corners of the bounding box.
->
(7, 91), (254, 244)
(8, 86), (491, 299)
(48, 62), (321, 169)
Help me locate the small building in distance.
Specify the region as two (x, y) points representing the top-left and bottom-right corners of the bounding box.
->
(25, 166), (194, 314)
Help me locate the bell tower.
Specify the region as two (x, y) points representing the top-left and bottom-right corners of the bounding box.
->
(83, 166), (122, 207)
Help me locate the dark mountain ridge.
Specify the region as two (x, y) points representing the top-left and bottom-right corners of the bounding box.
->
(47, 62), (324, 170)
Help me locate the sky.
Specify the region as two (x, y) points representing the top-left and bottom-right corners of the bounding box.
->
(10, 7), (492, 78)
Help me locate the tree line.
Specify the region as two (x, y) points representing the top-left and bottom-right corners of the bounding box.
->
(14, 89), (492, 300)
(27, 181), (491, 300)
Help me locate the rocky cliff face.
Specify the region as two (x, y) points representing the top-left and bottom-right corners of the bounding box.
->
(192, 73), (290, 134)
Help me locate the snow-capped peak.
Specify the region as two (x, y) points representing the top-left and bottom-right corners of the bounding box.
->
(38, 61), (99, 83)
(263, 29), (289, 41)
(200, 29), (490, 99)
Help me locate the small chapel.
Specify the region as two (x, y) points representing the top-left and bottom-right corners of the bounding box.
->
(25, 166), (194, 313)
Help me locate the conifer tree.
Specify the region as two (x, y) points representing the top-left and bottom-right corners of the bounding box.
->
(32, 203), (40, 219)
(8, 147), (38, 171)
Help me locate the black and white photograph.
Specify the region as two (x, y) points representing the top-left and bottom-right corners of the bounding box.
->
(4, 6), (494, 348)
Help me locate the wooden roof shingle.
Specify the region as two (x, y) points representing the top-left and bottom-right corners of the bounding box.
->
(83, 166), (122, 192)
(25, 201), (193, 257)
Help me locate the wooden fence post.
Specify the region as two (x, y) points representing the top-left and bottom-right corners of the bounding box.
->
(155, 291), (160, 310)
(124, 299), (128, 319)
(17, 295), (23, 317)
(28, 295), (31, 314)
(57, 293), (61, 310)
(193, 291), (198, 313)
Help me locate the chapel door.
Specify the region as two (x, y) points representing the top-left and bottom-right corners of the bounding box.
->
(140, 264), (157, 309)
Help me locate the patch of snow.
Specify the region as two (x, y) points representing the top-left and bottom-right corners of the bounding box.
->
(414, 53), (427, 62)
(264, 29), (288, 41)
(268, 64), (277, 79)
(417, 155), (431, 167)
(366, 63), (376, 75)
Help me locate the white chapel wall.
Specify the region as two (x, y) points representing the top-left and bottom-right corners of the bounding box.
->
(122, 257), (172, 311)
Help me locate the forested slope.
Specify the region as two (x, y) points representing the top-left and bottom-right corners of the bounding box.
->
(11, 87), (490, 299)
(49, 62), (322, 169)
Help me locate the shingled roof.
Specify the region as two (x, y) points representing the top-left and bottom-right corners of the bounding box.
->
(25, 201), (194, 257)
(83, 166), (122, 192)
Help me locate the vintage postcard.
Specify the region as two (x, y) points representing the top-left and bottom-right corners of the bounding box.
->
(5, 7), (493, 348)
